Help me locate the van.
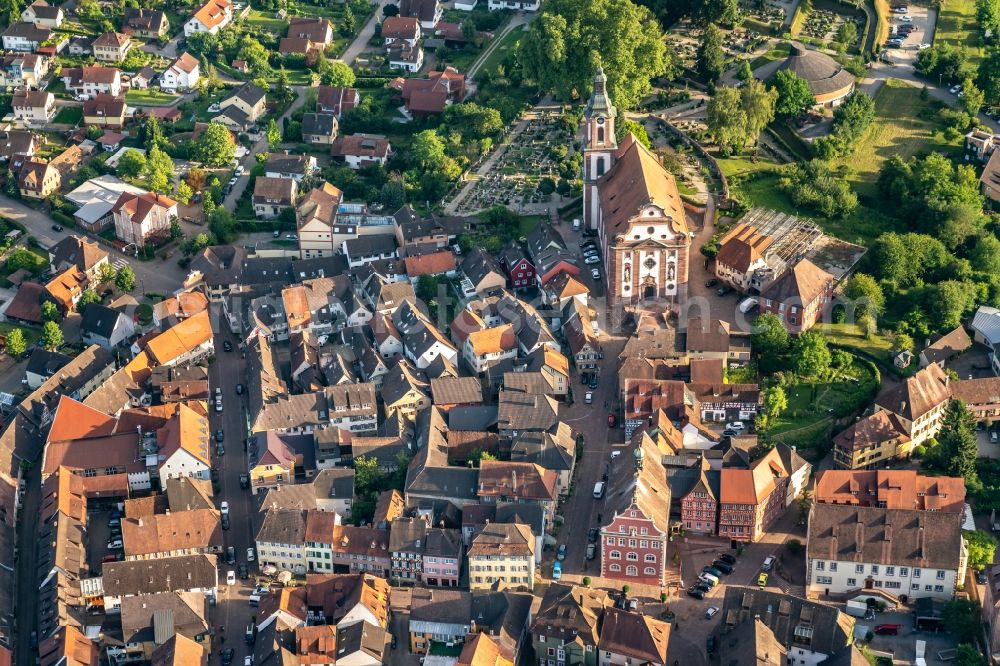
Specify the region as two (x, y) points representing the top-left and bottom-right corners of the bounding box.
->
(572, 219), (581, 231)
(249, 594), (261, 607)
(593, 481), (605, 499)
(699, 572), (720, 587)
(586, 543), (596, 560)
(226, 546), (236, 565)
(762, 556), (775, 571)
(738, 297), (758, 314)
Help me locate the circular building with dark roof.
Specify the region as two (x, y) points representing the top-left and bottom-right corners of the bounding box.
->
(774, 42), (856, 107)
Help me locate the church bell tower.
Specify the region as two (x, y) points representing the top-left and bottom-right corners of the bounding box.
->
(582, 66), (617, 232)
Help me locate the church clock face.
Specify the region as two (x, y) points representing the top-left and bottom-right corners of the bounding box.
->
(597, 116), (605, 125)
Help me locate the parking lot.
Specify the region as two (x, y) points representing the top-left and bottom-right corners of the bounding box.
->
(85, 509), (122, 576)
(881, 3), (935, 68)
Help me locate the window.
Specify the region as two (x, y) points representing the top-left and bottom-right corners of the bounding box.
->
(936, 570), (946, 580)
(610, 551), (621, 560)
(606, 537), (614, 545)
(885, 581), (901, 589)
(547, 649), (554, 657)
(900, 567), (908, 577)
(914, 568), (921, 578)
(627, 553), (638, 561)
(640, 540), (648, 548)
(609, 564), (621, 572)
(628, 539), (636, 548)
(871, 566), (879, 575)
(816, 561), (825, 571)
(618, 538), (625, 546)
(856, 564), (864, 574)
(645, 567), (656, 575)
(626, 565), (637, 576)
(925, 585), (932, 591)
(912, 584), (920, 590)
(829, 562), (837, 572)
(645, 554), (656, 562)
(847, 578), (856, 586)
(934, 585), (944, 592)
(816, 576), (833, 584)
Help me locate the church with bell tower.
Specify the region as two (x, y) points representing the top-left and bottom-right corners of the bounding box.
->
(582, 67), (691, 311)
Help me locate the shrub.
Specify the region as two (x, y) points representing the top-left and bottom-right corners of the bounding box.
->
(582, 576), (591, 586)
(787, 538), (803, 554)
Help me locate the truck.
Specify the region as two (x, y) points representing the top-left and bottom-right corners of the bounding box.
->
(845, 600), (870, 618)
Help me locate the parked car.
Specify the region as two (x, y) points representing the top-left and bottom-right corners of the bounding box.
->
(236, 383), (244, 395)
(757, 572), (769, 586)
(874, 624), (902, 636)
(950, 85), (962, 94)
(223, 340), (233, 352)
(591, 268), (601, 280)
(221, 514), (230, 530)
(226, 570), (236, 585)
(588, 528), (599, 543)
(712, 560), (733, 574)
(584, 255), (601, 265)
(702, 565), (723, 578)
(585, 391), (593, 404)
(687, 587), (705, 599)
(557, 544), (567, 561)
(107, 538), (123, 549)
(553, 561), (562, 580)
(215, 429), (225, 443)
(900, 14), (912, 21)
(705, 278), (718, 288)
(216, 444), (225, 456)
(246, 547), (255, 562)
(221, 501), (230, 515)
(221, 649), (234, 666)
(717, 285), (733, 296)
(240, 473), (250, 489)
(719, 553), (737, 565)
(51, 224), (63, 232)
(238, 564), (249, 579)
(705, 607), (719, 619)
(707, 635), (717, 654)
(607, 413), (617, 428)
(586, 543), (596, 560)
(977, 569), (988, 584)
(726, 421), (745, 432)
(761, 555), (775, 571)
(694, 582), (710, 593)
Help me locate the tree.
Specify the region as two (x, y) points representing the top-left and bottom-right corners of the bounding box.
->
(771, 69), (815, 118)
(145, 145), (174, 194)
(41, 300), (59, 323)
(115, 265), (136, 293)
(76, 289), (101, 311)
(736, 60), (753, 83)
(139, 113), (166, 151)
(891, 331), (914, 353)
(117, 149), (147, 180)
(791, 330), (831, 378)
(267, 118), (281, 151)
(938, 399), (979, 483)
(176, 180), (193, 205)
(965, 529), (998, 569)
(353, 455), (384, 493)
(751, 312), (790, 372)
(5, 247), (36, 272)
(844, 273), (885, 320)
(762, 385), (788, 420)
(955, 644), (988, 666)
(980, 0), (1000, 40)
(707, 82), (776, 154)
(979, 47), (1000, 106)
(615, 119), (651, 147)
(97, 262), (117, 284)
(942, 598), (982, 644)
(962, 76), (986, 117)
(519, 0), (674, 109)
(379, 179), (406, 210)
(411, 130), (448, 168)
(341, 3), (356, 34)
(4, 327), (25, 357)
(39, 321), (63, 351)
(697, 24), (725, 82)
(193, 122), (236, 167)
(834, 20), (857, 47)
(320, 60), (356, 87)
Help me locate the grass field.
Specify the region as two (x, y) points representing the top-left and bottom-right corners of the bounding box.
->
(476, 27), (524, 79)
(717, 155), (783, 178)
(246, 9), (289, 32)
(749, 41), (791, 70)
(935, 0), (982, 63)
(832, 79), (962, 198)
(52, 105), (81, 125)
(730, 170), (901, 243)
(125, 90), (180, 106)
(0, 322), (41, 347)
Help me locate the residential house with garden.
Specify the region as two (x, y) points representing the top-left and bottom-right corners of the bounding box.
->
(112, 191), (178, 246)
(184, 0), (232, 36)
(12, 89), (53, 123)
(122, 8), (169, 38)
(17, 158), (58, 198)
(21, 0), (63, 28)
(331, 134), (392, 169)
(82, 94), (126, 129)
(253, 177), (297, 220)
(758, 259), (835, 334)
(217, 82), (266, 132)
(91, 32), (131, 62)
(160, 52), (199, 92)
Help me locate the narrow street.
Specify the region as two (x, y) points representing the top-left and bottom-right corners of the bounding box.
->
(207, 317), (260, 661)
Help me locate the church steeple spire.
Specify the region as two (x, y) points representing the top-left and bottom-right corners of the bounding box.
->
(585, 66), (616, 120)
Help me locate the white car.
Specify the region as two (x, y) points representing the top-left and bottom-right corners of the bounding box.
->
(611, 450), (621, 459)
(584, 256), (601, 265)
(726, 421), (746, 432)
(226, 570), (236, 585)
(585, 391), (593, 404)
(894, 5), (907, 12)
(918, 43), (931, 49)
(221, 501), (230, 515)
(705, 606), (719, 619)
(900, 14), (912, 21)
(591, 268), (601, 280)
(244, 657), (253, 666)
(950, 85), (962, 94)
(246, 547), (255, 562)
(107, 538), (123, 549)
(235, 165), (244, 176)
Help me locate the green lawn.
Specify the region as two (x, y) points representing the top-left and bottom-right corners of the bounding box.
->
(476, 27), (524, 79)
(766, 357), (880, 448)
(0, 322), (41, 347)
(750, 41), (791, 71)
(729, 170), (900, 244)
(717, 155), (782, 178)
(935, 0), (982, 64)
(246, 9), (289, 33)
(831, 78), (962, 199)
(125, 89), (180, 106)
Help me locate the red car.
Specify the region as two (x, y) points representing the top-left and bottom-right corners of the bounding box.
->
(607, 413), (617, 427)
(874, 624), (902, 636)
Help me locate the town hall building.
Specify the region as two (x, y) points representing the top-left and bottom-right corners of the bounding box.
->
(583, 67), (691, 310)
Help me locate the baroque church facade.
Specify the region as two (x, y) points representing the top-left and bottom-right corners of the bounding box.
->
(582, 67), (691, 310)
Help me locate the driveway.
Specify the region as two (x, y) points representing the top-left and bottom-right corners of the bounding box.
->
(340, 0), (392, 65)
